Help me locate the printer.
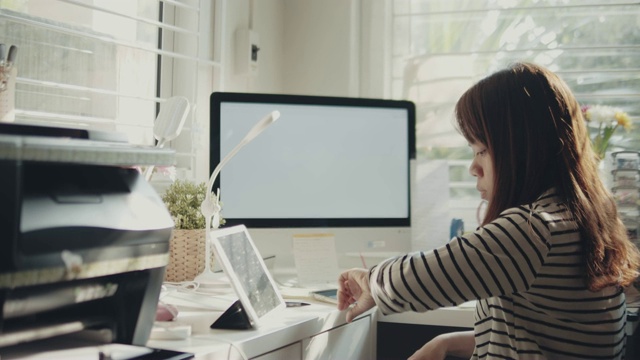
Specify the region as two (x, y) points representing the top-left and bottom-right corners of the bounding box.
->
(0, 123), (175, 352)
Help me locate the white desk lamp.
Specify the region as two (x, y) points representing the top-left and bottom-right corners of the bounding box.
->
(144, 96), (190, 181)
(194, 110), (281, 286)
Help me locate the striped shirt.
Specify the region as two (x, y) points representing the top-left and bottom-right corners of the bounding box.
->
(369, 189), (627, 359)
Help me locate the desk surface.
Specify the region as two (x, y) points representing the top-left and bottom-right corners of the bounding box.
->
(147, 285), (476, 360)
(146, 288), (373, 359)
(377, 301), (639, 336)
(377, 301), (476, 328)
(148, 282), (638, 359)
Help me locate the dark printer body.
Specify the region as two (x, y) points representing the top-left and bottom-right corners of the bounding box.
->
(0, 123), (175, 350)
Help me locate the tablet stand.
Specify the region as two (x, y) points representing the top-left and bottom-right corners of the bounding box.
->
(210, 300), (252, 330)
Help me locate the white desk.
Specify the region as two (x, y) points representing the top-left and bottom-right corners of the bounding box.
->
(377, 301), (475, 328)
(146, 286), (475, 360)
(147, 281), (638, 360)
(147, 290), (375, 360)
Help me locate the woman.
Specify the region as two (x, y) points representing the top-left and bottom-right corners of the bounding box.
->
(338, 62), (640, 359)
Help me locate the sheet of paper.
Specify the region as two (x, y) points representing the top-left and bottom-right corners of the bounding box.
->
(292, 233), (340, 287)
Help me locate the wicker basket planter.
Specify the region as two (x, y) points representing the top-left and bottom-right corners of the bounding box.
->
(164, 229), (214, 282)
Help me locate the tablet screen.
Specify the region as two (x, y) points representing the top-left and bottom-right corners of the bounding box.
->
(210, 225), (286, 325)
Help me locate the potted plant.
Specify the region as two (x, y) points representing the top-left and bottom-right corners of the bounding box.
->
(162, 180), (207, 230)
(161, 180), (213, 283)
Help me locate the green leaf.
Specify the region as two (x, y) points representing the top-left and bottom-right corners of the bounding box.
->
(161, 180), (207, 229)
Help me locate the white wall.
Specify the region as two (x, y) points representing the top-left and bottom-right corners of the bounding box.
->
(282, 0), (359, 97)
(222, 0), (369, 97)
(222, 0), (285, 93)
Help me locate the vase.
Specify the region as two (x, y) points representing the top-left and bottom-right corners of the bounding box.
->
(598, 151), (614, 190)
(164, 229), (215, 283)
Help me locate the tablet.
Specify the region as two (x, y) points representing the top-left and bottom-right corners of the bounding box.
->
(311, 288), (338, 304)
(209, 224), (286, 328)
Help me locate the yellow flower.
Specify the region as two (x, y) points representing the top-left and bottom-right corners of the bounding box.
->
(615, 111), (632, 131)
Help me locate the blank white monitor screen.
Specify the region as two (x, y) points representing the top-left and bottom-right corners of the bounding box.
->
(210, 92), (415, 229)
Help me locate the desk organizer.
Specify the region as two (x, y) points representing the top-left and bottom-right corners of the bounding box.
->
(0, 123), (175, 349)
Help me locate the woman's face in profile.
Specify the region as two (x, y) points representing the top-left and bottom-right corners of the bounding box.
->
(469, 142), (495, 202)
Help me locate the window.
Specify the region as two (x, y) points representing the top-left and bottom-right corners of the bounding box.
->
(0, 0), (221, 181)
(390, 0), (640, 247)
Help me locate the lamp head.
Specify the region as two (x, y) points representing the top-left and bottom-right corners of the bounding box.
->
(242, 110), (280, 143)
(154, 96), (190, 144)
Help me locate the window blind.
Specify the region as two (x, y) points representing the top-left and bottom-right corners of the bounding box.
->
(390, 0), (640, 237)
(0, 0), (222, 180)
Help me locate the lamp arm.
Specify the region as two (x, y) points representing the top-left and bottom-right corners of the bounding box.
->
(200, 110), (280, 229)
(194, 109), (280, 285)
(205, 138), (249, 197)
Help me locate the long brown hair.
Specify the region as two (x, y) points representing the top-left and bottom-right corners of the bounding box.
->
(455, 62), (640, 291)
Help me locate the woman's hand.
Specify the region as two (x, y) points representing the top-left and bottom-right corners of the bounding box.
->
(409, 331), (475, 360)
(337, 268), (376, 322)
(408, 335), (448, 360)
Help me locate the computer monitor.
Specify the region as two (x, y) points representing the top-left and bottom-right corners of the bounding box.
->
(210, 92), (416, 269)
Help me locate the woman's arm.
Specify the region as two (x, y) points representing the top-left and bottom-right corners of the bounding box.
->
(408, 330), (475, 360)
(369, 208), (551, 315)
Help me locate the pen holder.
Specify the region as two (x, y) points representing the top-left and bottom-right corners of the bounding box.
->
(0, 66), (17, 123)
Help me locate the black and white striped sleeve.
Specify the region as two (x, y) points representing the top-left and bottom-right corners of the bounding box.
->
(369, 206), (552, 314)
